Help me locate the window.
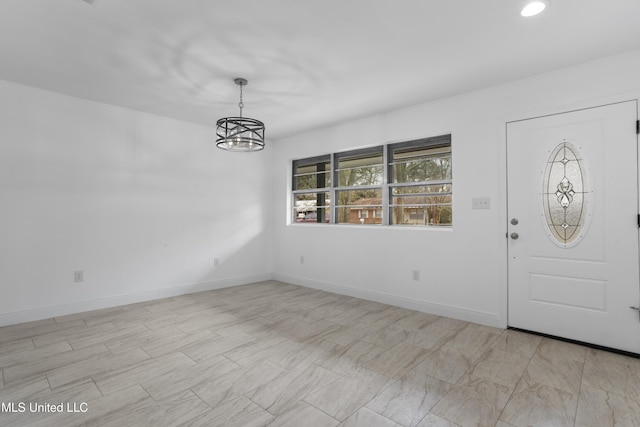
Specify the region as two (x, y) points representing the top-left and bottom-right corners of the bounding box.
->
(542, 140), (590, 247)
(291, 134), (452, 227)
(292, 155), (331, 223)
(388, 136), (452, 226)
(334, 147), (383, 225)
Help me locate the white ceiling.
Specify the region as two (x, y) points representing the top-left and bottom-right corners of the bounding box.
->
(1, 0), (639, 140)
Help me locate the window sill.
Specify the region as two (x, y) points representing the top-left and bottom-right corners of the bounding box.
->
(288, 222), (453, 231)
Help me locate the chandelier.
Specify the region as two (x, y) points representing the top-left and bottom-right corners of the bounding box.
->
(216, 78), (265, 152)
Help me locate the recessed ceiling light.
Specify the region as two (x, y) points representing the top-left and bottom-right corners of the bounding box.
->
(521, 1), (547, 17)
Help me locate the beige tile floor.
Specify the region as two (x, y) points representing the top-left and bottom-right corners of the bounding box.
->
(1, 280), (639, 426)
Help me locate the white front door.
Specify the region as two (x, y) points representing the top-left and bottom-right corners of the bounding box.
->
(507, 101), (640, 354)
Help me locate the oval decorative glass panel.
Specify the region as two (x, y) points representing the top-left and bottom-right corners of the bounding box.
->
(542, 141), (591, 247)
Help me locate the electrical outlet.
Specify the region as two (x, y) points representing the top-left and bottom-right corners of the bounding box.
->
(300, 255), (305, 265)
(213, 257), (220, 267)
(412, 269), (420, 281)
(74, 270), (84, 283)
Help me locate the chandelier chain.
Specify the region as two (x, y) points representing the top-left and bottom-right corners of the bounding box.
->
(238, 82), (244, 117)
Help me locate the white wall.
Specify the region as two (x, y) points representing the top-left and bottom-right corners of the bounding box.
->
(271, 50), (640, 328)
(3, 50), (640, 329)
(0, 80), (273, 325)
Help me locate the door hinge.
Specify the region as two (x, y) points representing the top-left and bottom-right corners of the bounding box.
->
(637, 214), (640, 228)
(637, 119), (639, 135)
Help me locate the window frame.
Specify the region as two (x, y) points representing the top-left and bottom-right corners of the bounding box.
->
(333, 146), (384, 225)
(291, 155), (331, 224)
(291, 134), (452, 227)
(387, 135), (453, 226)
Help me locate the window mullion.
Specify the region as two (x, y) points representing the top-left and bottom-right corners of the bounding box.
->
(333, 185), (381, 192)
(330, 153), (336, 224)
(292, 188), (330, 195)
(382, 143), (390, 226)
(390, 179), (452, 188)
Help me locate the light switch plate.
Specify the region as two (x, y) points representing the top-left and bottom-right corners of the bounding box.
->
(472, 197), (491, 209)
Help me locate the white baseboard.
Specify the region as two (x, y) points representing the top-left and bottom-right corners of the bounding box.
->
(273, 273), (503, 329)
(0, 273), (272, 327)
(1, 272), (503, 329)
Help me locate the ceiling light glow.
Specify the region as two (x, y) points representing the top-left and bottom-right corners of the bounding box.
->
(521, 1), (546, 17)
